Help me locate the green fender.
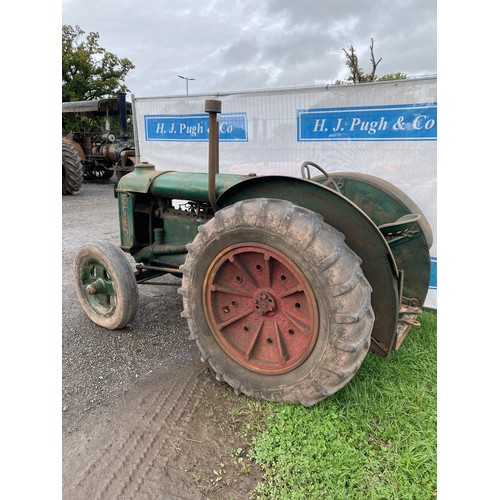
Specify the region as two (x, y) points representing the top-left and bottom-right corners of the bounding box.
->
(217, 175), (401, 356)
(326, 172), (432, 308)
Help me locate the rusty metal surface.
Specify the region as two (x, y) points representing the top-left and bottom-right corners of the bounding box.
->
(203, 242), (319, 374)
(395, 309), (422, 350)
(206, 100), (222, 211)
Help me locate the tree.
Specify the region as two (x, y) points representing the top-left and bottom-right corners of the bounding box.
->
(338, 38), (407, 84)
(62, 25), (135, 102)
(377, 72), (408, 81)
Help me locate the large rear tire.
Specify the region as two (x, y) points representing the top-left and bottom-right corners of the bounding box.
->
(62, 141), (83, 195)
(179, 199), (374, 406)
(73, 240), (139, 329)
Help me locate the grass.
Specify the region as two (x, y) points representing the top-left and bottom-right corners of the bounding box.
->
(248, 309), (437, 499)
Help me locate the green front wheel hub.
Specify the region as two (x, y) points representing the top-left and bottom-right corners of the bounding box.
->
(79, 259), (117, 317)
(73, 240), (139, 330)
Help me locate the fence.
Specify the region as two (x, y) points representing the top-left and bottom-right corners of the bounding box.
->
(133, 77), (437, 308)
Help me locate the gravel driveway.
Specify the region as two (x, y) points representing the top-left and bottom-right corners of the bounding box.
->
(62, 180), (262, 499)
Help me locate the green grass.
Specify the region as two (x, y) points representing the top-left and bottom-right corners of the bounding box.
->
(249, 310), (437, 499)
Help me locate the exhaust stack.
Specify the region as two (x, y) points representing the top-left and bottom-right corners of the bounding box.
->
(205, 99), (221, 211)
(117, 91), (129, 140)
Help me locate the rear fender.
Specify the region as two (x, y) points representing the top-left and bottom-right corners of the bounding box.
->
(217, 175), (400, 356)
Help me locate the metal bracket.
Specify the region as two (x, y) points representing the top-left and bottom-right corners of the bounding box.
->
(395, 296), (423, 350)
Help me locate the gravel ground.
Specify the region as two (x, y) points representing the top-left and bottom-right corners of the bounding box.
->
(61, 180), (262, 499)
(62, 180), (199, 434)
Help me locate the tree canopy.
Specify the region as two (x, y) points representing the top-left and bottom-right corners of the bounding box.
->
(62, 25), (135, 102)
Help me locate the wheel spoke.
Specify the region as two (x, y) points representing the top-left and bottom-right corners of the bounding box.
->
(244, 319), (265, 360)
(101, 292), (112, 306)
(278, 284), (305, 299)
(273, 321), (289, 363)
(262, 253), (272, 288)
(101, 280), (116, 297)
(282, 309), (311, 335)
(210, 283), (253, 298)
(217, 308), (253, 330)
(230, 254), (259, 288)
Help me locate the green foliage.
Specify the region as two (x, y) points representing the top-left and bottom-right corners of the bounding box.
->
(343, 45), (365, 83)
(377, 72), (408, 82)
(62, 25), (135, 102)
(250, 310), (437, 499)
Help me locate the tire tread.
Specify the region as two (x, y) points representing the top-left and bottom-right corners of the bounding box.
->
(181, 199), (374, 406)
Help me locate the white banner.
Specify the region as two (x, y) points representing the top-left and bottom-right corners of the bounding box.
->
(134, 77), (437, 308)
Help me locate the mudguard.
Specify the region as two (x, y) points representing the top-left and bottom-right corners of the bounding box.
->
(217, 175), (401, 356)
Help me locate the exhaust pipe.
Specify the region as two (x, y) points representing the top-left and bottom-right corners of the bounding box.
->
(205, 99), (221, 212)
(117, 91), (129, 140)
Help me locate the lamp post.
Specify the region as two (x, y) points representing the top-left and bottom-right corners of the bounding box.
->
(178, 75), (195, 96)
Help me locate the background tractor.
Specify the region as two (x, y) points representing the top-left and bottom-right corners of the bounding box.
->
(73, 99), (432, 407)
(62, 91), (137, 195)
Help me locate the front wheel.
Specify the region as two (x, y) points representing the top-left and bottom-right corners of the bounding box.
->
(179, 199), (374, 406)
(73, 240), (139, 329)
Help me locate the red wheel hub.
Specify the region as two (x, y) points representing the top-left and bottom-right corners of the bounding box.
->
(204, 243), (318, 374)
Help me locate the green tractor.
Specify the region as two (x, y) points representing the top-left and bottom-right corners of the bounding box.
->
(73, 99), (432, 406)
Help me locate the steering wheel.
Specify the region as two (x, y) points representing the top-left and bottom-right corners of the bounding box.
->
(300, 161), (341, 192)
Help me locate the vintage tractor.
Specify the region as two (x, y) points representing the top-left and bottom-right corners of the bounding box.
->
(62, 92), (137, 195)
(73, 99), (432, 406)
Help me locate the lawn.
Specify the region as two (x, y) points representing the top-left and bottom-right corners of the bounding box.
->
(249, 309), (437, 499)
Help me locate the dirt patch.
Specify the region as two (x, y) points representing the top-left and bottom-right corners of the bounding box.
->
(62, 183), (267, 498)
(63, 360), (265, 499)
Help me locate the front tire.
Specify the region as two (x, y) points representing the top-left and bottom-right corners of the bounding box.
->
(179, 199), (374, 406)
(73, 240), (139, 329)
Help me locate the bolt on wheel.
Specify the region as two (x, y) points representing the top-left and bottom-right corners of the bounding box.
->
(204, 243), (319, 375)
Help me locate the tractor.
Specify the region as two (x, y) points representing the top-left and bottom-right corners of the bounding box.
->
(73, 99), (432, 406)
(62, 91), (137, 195)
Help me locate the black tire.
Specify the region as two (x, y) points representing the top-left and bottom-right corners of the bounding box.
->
(179, 199), (374, 406)
(73, 240), (139, 329)
(62, 141), (83, 195)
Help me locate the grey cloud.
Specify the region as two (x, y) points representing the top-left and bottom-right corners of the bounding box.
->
(63, 0), (436, 96)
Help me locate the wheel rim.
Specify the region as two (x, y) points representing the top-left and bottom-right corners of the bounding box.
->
(204, 243), (319, 374)
(78, 258), (117, 317)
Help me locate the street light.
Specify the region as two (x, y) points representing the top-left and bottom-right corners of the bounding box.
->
(178, 75), (195, 96)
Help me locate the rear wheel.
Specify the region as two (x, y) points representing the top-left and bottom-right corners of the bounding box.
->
(179, 198), (374, 406)
(73, 240), (139, 329)
(62, 141), (83, 195)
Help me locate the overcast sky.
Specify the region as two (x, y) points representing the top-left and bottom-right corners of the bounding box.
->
(62, 0), (436, 97)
